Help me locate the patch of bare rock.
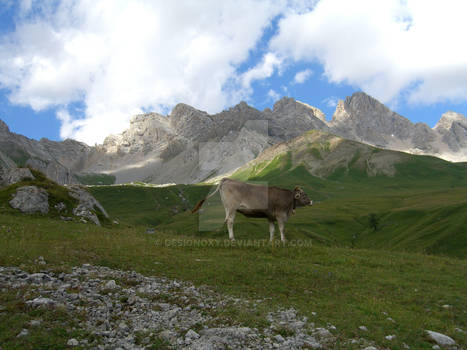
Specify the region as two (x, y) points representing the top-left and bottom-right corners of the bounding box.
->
(0, 264), (391, 350)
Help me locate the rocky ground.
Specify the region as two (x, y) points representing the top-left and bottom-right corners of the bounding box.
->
(0, 262), (396, 350)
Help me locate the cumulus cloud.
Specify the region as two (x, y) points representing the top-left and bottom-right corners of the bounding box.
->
(270, 0), (467, 105)
(1, 0), (467, 145)
(293, 69), (312, 84)
(0, 0), (283, 144)
(267, 89), (280, 102)
(240, 52), (283, 91)
(322, 96), (338, 108)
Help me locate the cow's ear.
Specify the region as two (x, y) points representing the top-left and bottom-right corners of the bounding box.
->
(295, 192), (300, 199)
(294, 186), (301, 191)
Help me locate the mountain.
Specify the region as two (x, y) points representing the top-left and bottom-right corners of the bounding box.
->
(0, 92), (466, 185)
(329, 92), (467, 162)
(0, 119), (89, 184)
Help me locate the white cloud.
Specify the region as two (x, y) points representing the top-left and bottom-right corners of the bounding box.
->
(2, 0), (467, 145)
(240, 52), (283, 91)
(293, 68), (312, 84)
(322, 96), (338, 108)
(0, 0), (284, 144)
(270, 0), (467, 105)
(267, 89), (280, 102)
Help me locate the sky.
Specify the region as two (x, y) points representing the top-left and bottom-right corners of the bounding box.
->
(0, 0), (466, 146)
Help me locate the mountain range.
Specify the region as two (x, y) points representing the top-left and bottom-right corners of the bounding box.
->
(0, 92), (466, 185)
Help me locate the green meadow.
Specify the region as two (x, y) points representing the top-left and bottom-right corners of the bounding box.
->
(0, 146), (466, 349)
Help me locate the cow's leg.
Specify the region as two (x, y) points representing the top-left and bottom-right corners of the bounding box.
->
(268, 220), (275, 242)
(225, 210), (236, 241)
(277, 215), (288, 243)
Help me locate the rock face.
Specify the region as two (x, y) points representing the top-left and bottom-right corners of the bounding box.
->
(0, 120), (88, 185)
(9, 186), (49, 214)
(2, 167), (35, 186)
(329, 92), (467, 162)
(0, 92), (466, 185)
(85, 98), (327, 184)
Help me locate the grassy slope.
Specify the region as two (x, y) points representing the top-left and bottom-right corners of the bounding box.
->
(0, 169), (110, 225)
(0, 213), (465, 349)
(1, 141), (466, 348)
(120, 150), (465, 258)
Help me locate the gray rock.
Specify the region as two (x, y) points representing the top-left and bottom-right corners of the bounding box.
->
(103, 280), (118, 290)
(28, 319), (42, 327)
(2, 167), (35, 186)
(9, 186), (49, 214)
(16, 328), (29, 337)
(67, 338), (79, 346)
(54, 202), (66, 212)
(68, 185), (108, 225)
(425, 330), (456, 347)
(26, 297), (56, 309)
(273, 334), (285, 343)
(186, 329), (200, 340)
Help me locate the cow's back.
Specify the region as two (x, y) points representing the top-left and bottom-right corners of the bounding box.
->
(220, 178), (269, 210)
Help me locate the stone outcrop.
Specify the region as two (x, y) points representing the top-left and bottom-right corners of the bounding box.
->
(68, 185), (109, 226)
(5, 175), (108, 225)
(9, 186), (49, 214)
(2, 167), (35, 186)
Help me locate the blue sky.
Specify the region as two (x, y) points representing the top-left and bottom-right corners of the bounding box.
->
(0, 0), (466, 145)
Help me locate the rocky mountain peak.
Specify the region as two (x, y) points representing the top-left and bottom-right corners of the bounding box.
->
(297, 101), (326, 122)
(344, 91), (390, 115)
(272, 97), (326, 122)
(272, 97), (297, 113)
(434, 111), (466, 131)
(330, 100), (350, 124)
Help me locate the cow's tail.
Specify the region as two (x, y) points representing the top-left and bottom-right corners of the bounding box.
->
(191, 180), (223, 214)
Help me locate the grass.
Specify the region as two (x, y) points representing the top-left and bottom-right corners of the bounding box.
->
(75, 172), (116, 185)
(0, 213), (465, 349)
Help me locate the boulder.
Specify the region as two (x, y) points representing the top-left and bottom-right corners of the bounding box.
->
(9, 186), (49, 214)
(425, 330), (456, 347)
(3, 167), (35, 186)
(68, 185), (109, 225)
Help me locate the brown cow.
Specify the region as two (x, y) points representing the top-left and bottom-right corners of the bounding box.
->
(192, 178), (313, 242)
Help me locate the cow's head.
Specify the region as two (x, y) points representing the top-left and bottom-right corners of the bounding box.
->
(294, 186), (313, 206)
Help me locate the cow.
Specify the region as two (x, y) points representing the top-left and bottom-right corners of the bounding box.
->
(191, 178), (313, 242)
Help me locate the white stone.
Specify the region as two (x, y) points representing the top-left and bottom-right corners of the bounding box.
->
(274, 334), (285, 343)
(185, 329), (200, 340)
(17, 329), (29, 337)
(425, 330), (456, 346)
(104, 280), (118, 289)
(67, 338), (79, 346)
